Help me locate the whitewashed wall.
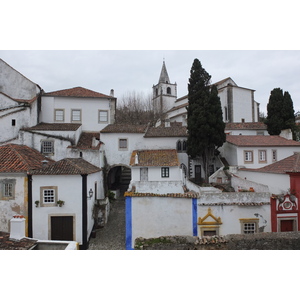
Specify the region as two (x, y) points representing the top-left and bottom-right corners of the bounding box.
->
(197, 192), (271, 236)
(237, 170), (290, 195)
(32, 172), (99, 245)
(131, 196), (193, 248)
(40, 96), (112, 131)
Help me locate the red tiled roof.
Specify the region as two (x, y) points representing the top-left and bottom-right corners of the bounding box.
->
(71, 132), (101, 150)
(0, 231), (37, 250)
(0, 144), (53, 173)
(29, 158), (101, 175)
(25, 123), (82, 131)
(225, 122), (267, 130)
(44, 87), (112, 98)
(226, 135), (300, 147)
(0, 91), (37, 104)
(100, 124), (148, 133)
(240, 153), (300, 174)
(144, 123), (188, 138)
(130, 149), (179, 167)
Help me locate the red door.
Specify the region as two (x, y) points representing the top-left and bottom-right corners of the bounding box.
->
(280, 220), (294, 232)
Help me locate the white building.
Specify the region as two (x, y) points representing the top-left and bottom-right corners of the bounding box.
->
(0, 59), (41, 144)
(30, 158), (102, 249)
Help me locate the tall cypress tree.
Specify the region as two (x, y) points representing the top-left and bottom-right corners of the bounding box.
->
(265, 88), (295, 137)
(187, 59), (226, 183)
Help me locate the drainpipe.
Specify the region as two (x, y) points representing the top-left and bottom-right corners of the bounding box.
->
(27, 174), (33, 238)
(81, 174), (88, 250)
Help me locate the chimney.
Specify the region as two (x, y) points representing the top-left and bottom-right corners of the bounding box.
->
(165, 119), (171, 127)
(10, 216), (26, 240)
(135, 153), (139, 165)
(110, 89), (114, 97)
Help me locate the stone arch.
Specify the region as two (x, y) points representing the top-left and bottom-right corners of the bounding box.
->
(107, 164), (132, 195)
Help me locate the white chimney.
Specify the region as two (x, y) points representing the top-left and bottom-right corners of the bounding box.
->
(110, 89), (114, 97)
(10, 216), (26, 240)
(135, 153), (139, 165)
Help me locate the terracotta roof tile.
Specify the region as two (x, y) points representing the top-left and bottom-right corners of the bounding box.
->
(130, 149), (179, 167)
(0, 231), (37, 250)
(70, 132), (101, 150)
(240, 153), (300, 174)
(29, 158), (100, 175)
(144, 123), (188, 138)
(225, 122), (267, 130)
(226, 135), (300, 147)
(100, 124), (148, 133)
(0, 144), (53, 173)
(25, 123), (81, 131)
(44, 87), (113, 98)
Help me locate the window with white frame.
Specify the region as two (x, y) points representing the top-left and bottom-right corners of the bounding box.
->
(40, 186), (58, 207)
(54, 109), (64, 122)
(99, 110), (108, 123)
(119, 138), (128, 150)
(244, 150), (253, 163)
(240, 219), (259, 234)
(71, 109), (81, 122)
(41, 140), (54, 155)
(161, 167), (169, 178)
(259, 150), (267, 162)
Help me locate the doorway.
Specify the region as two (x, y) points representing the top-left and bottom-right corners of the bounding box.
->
(51, 216), (74, 241)
(280, 219), (295, 232)
(195, 165), (202, 183)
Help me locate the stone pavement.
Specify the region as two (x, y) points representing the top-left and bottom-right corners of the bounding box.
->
(88, 198), (126, 250)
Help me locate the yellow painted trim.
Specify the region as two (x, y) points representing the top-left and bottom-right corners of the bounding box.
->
(198, 207), (222, 225)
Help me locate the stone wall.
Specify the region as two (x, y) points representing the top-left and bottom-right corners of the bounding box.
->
(134, 232), (300, 250)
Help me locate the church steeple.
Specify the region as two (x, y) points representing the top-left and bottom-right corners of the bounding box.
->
(152, 61), (177, 115)
(159, 61), (170, 84)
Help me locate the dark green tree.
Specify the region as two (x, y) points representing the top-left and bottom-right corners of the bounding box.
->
(265, 88), (295, 137)
(186, 59), (226, 183)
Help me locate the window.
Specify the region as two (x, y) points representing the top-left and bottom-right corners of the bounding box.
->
(99, 110), (108, 123)
(1, 179), (16, 200)
(167, 87), (171, 94)
(182, 140), (187, 152)
(272, 150), (277, 162)
(244, 151), (253, 163)
(54, 109), (64, 122)
(259, 150), (267, 162)
(240, 219), (259, 234)
(41, 140), (54, 155)
(224, 106), (228, 121)
(40, 186), (58, 207)
(177, 140), (182, 151)
(43, 189), (55, 203)
(71, 109), (81, 122)
(161, 167), (169, 178)
(12, 119), (16, 126)
(119, 139), (128, 150)
(140, 168), (148, 181)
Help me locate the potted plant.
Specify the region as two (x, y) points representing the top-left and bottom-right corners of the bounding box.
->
(57, 200), (65, 207)
(35, 200), (40, 207)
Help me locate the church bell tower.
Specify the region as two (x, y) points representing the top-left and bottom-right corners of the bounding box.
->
(152, 61), (177, 115)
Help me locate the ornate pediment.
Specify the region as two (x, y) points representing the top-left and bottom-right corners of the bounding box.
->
(198, 208), (222, 225)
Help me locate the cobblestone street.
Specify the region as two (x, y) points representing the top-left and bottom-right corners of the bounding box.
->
(88, 198), (126, 250)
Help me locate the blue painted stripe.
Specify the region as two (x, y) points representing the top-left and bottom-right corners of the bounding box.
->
(125, 196), (133, 250)
(192, 198), (198, 236)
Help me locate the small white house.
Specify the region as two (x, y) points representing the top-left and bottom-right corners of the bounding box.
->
(221, 135), (300, 169)
(30, 158), (102, 249)
(129, 149), (184, 194)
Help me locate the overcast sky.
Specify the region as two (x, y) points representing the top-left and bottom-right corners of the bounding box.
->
(1, 50), (300, 114)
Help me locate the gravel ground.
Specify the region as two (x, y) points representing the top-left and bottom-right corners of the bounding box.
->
(88, 198), (126, 250)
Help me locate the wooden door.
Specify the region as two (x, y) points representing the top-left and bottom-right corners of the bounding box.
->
(280, 220), (294, 232)
(195, 165), (201, 183)
(51, 216), (74, 241)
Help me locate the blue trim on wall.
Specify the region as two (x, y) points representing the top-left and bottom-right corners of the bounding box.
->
(125, 196), (133, 250)
(192, 198), (198, 236)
